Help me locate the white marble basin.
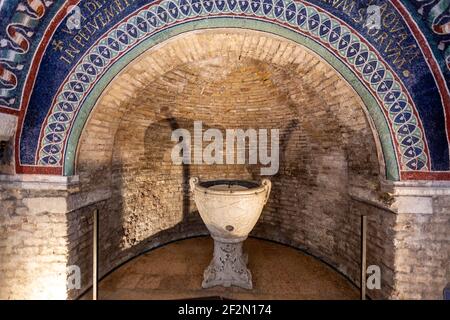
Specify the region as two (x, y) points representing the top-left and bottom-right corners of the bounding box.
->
(189, 177), (272, 289)
(190, 178), (271, 242)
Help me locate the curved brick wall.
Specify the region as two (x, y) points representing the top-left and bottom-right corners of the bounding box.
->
(72, 30), (387, 298)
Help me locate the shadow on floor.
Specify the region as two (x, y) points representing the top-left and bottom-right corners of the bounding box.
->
(81, 237), (359, 300)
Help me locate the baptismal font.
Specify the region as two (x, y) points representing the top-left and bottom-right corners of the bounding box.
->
(190, 177), (272, 289)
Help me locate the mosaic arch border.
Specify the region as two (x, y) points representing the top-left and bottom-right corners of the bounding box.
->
(62, 21), (398, 179)
(33, 0), (432, 180)
(8, 0), (450, 180)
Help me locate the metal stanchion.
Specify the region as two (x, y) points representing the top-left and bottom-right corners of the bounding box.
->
(361, 215), (367, 300)
(93, 209), (99, 300)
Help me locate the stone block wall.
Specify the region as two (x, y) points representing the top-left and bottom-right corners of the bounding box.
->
(388, 183), (450, 299)
(0, 176), (73, 299)
(347, 182), (450, 300)
(348, 199), (397, 299)
(3, 176), (447, 299)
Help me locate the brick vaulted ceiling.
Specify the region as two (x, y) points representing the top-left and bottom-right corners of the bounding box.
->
(77, 30), (381, 193)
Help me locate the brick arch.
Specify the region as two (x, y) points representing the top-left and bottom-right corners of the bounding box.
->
(17, 1), (446, 180)
(74, 29), (388, 184)
(61, 25), (399, 180)
(5, 0), (450, 179)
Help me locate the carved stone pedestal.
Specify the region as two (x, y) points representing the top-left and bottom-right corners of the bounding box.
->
(202, 237), (252, 290)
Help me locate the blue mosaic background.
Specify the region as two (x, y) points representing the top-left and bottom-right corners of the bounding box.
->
(0, 0), (448, 171)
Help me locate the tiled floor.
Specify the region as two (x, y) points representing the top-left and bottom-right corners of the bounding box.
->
(84, 237), (359, 300)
